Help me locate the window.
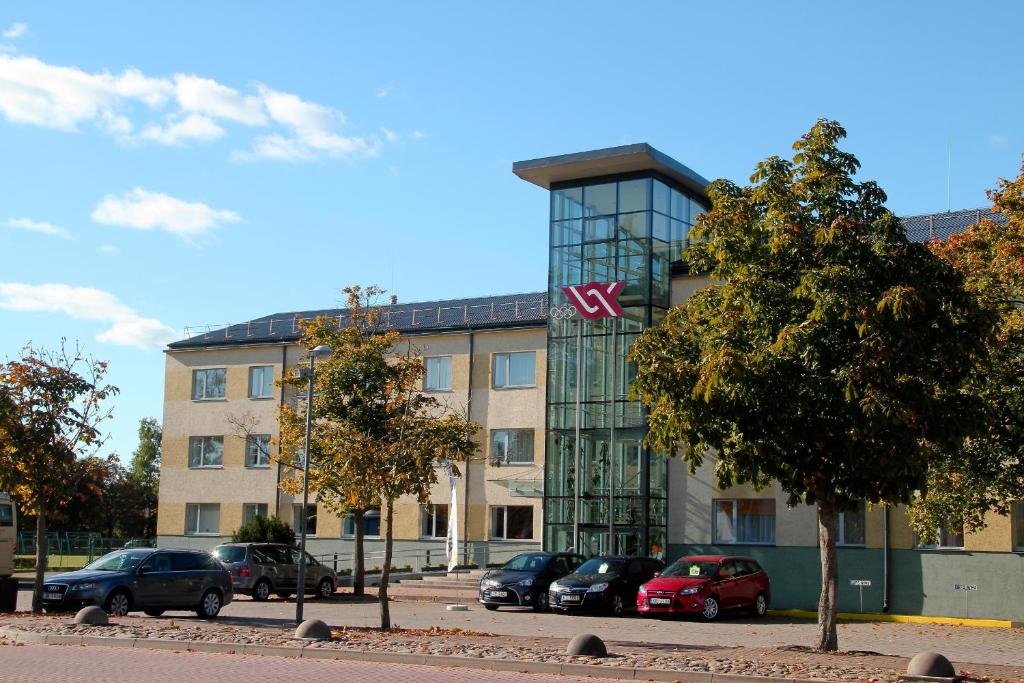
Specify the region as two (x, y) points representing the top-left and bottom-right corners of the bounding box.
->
(188, 436), (224, 468)
(493, 352), (535, 388)
(343, 509), (381, 538)
(245, 434), (271, 468)
(1014, 502), (1024, 551)
(424, 357), (452, 391)
(192, 368), (226, 400)
(490, 505), (533, 540)
(242, 503), (268, 525)
(0, 503), (13, 527)
(917, 526), (965, 549)
(185, 503), (220, 535)
(293, 504), (317, 536)
(421, 504), (449, 538)
(713, 499), (775, 545)
(837, 502), (866, 546)
(249, 366), (274, 399)
(490, 429), (534, 465)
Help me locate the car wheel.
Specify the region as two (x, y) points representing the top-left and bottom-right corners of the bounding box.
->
(532, 591), (549, 612)
(610, 593), (625, 616)
(753, 592), (768, 617)
(104, 589), (131, 617)
(197, 589), (222, 619)
(701, 596), (720, 621)
(252, 579), (272, 602)
(143, 609), (164, 617)
(484, 604), (499, 611)
(317, 578), (334, 599)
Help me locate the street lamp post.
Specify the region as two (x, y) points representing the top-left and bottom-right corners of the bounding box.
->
(295, 344), (332, 625)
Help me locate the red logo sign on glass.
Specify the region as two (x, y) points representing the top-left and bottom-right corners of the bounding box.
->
(562, 281), (626, 320)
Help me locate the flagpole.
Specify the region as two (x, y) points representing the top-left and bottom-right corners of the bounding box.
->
(573, 317), (582, 554)
(608, 319), (617, 555)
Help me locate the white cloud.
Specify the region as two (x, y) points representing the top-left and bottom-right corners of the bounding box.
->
(91, 187), (241, 241)
(2, 23), (28, 39)
(174, 74), (266, 125)
(0, 282), (176, 349)
(380, 127), (398, 142)
(375, 81), (395, 98)
(410, 130), (425, 139)
(6, 217), (73, 239)
(138, 114), (224, 146)
(97, 244), (119, 255)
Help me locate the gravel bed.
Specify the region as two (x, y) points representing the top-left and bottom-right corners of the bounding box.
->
(0, 618), (969, 682)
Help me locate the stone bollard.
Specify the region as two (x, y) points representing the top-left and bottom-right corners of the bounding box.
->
(295, 618), (332, 641)
(74, 606), (109, 626)
(566, 633), (607, 658)
(906, 652), (957, 680)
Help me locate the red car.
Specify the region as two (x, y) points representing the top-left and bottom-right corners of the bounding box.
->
(637, 555), (770, 620)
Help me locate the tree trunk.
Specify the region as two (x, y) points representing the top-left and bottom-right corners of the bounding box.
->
(352, 509), (365, 597)
(815, 501), (839, 651)
(378, 497), (394, 631)
(32, 512), (47, 614)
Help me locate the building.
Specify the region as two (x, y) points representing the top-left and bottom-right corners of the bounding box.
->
(158, 144), (1024, 620)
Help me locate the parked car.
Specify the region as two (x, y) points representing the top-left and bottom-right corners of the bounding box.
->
(41, 548), (232, 618)
(478, 552), (585, 611)
(212, 543), (336, 601)
(549, 556), (663, 615)
(0, 492), (16, 579)
(637, 555), (770, 620)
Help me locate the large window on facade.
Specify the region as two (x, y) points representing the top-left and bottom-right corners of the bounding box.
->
(242, 503), (267, 525)
(192, 368), (226, 400)
(713, 499), (775, 545)
(421, 504), (449, 538)
(188, 436), (224, 468)
(490, 429), (534, 465)
(245, 434), (271, 467)
(493, 352), (535, 388)
(836, 502), (866, 546)
(917, 526), (965, 549)
(293, 504), (317, 536)
(343, 509), (381, 538)
(0, 502), (13, 527)
(1014, 502), (1024, 551)
(185, 503), (220, 535)
(490, 505), (533, 540)
(424, 357), (452, 391)
(248, 366), (274, 399)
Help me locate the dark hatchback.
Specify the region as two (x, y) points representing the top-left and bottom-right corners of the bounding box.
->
(549, 556), (664, 615)
(41, 548), (233, 618)
(478, 552), (585, 611)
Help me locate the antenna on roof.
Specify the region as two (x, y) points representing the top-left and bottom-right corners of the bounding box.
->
(946, 137), (951, 213)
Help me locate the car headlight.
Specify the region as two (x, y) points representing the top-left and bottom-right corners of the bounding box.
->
(516, 578), (533, 587)
(679, 587), (701, 595)
(587, 582), (608, 593)
(481, 579), (500, 588)
(71, 582), (98, 592)
(638, 584), (648, 594)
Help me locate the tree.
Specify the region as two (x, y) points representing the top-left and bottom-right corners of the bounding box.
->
(911, 160), (1024, 538)
(279, 285), (479, 630)
(231, 515), (295, 544)
(128, 417), (161, 538)
(629, 120), (989, 651)
(0, 341), (118, 612)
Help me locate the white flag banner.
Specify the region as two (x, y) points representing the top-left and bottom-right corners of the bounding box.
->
(445, 460), (459, 572)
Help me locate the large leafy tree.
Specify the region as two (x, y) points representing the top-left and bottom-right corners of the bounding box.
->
(912, 161), (1024, 537)
(0, 342), (118, 612)
(278, 285), (478, 629)
(630, 120), (989, 651)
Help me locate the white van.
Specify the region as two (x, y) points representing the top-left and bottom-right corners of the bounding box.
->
(0, 492), (16, 578)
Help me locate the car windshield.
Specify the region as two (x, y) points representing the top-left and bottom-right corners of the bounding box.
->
(213, 546), (247, 563)
(576, 558), (626, 575)
(83, 550), (148, 572)
(502, 553), (549, 572)
(661, 560), (720, 579)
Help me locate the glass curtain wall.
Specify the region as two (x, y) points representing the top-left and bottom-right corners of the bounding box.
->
(545, 176), (702, 560)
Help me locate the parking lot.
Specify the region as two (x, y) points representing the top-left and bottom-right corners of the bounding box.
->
(14, 586), (1024, 666)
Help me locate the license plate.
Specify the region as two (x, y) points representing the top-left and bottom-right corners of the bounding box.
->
(43, 592), (62, 601)
(488, 590), (507, 598)
(649, 597), (671, 606)
(560, 594), (581, 602)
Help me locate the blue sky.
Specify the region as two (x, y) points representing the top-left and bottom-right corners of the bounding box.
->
(1, 1), (1022, 459)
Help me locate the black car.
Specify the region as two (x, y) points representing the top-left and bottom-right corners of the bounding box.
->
(479, 552), (585, 611)
(41, 548), (233, 618)
(549, 556), (664, 615)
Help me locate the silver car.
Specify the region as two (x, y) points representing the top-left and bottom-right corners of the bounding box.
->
(212, 543), (336, 601)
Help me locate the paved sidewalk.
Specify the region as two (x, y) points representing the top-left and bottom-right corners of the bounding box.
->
(0, 643), (601, 683)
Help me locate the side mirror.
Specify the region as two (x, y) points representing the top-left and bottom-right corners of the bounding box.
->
(138, 566), (149, 575)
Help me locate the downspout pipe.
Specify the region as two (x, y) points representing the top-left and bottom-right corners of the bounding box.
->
(463, 328), (474, 567)
(882, 505), (890, 612)
(276, 343), (287, 518)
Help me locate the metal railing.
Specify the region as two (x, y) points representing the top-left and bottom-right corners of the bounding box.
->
(308, 543), (535, 575)
(17, 532), (155, 566)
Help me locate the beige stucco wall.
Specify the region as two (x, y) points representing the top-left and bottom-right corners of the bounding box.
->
(670, 275), (712, 308)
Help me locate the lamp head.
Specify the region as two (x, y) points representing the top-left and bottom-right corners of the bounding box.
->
(310, 344), (332, 359)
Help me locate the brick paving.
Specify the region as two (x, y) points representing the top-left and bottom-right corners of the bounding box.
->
(0, 643), (611, 682)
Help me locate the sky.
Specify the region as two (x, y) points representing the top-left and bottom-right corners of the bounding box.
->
(1, 1), (1022, 460)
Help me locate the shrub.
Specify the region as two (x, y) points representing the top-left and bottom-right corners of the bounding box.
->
(231, 515), (295, 545)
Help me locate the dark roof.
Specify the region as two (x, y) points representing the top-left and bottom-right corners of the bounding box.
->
(901, 207), (1007, 242)
(168, 291), (548, 350)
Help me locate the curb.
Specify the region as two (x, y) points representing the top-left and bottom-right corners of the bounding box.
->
(765, 609), (1016, 629)
(0, 625), (830, 683)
